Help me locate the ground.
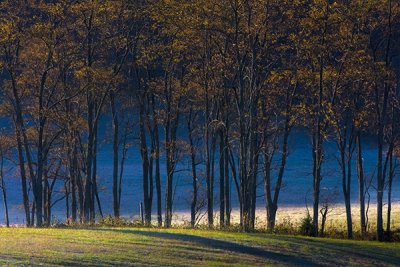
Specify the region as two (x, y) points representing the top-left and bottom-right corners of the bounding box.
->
(0, 228), (399, 266)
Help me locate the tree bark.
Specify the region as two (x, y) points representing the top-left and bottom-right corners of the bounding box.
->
(356, 131), (366, 237)
(110, 90), (120, 218)
(219, 130), (225, 227)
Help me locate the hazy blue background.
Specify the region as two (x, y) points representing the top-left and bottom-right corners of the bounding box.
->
(1, 126), (398, 225)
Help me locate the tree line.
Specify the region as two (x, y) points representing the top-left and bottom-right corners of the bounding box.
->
(0, 0), (399, 241)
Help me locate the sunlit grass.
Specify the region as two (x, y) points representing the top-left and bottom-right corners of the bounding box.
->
(0, 227), (399, 266)
(172, 204), (400, 235)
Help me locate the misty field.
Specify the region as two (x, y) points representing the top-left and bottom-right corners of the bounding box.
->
(0, 227), (399, 266)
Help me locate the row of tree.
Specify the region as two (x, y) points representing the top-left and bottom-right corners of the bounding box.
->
(0, 0), (399, 241)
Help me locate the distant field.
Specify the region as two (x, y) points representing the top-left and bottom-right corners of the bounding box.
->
(0, 227), (399, 266)
(172, 204), (400, 232)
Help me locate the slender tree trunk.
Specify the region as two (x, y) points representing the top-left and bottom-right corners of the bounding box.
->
(153, 118), (162, 227)
(385, 110), (395, 237)
(70, 140), (78, 222)
(249, 135), (259, 230)
(356, 131), (366, 237)
(148, 141), (154, 226)
(84, 101), (94, 223)
(14, 125), (30, 226)
(164, 136), (172, 227)
(91, 130), (97, 222)
(164, 79), (180, 228)
(343, 147), (353, 239)
(43, 171), (49, 226)
(345, 161), (353, 239)
(377, 0), (392, 241)
(164, 134), (173, 228)
(118, 123), (129, 216)
(31, 200), (35, 227)
(46, 181), (52, 226)
(187, 109), (198, 228)
(92, 121), (103, 221)
(77, 170), (84, 223)
(312, 48), (325, 237)
(209, 134), (216, 227)
(110, 91), (120, 218)
(264, 145), (275, 231)
(139, 99), (151, 226)
(221, 87), (231, 226)
(312, 129), (323, 237)
(139, 93), (154, 226)
(84, 11), (95, 223)
(35, 123), (45, 227)
(338, 123), (354, 239)
(9, 70), (33, 226)
(205, 110), (214, 227)
(376, 87), (389, 241)
(219, 130), (225, 227)
(224, 123), (230, 226)
(0, 157), (9, 227)
(386, 147), (394, 235)
(65, 180), (70, 222)
(265, 116), (291, 232)
(206, 134), (213, 227)
(377, 121), (385, 241)
(228, 148), (241, 226)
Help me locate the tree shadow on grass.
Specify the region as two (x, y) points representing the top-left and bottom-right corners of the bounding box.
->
(266, 235), (400, 266)
(96, 229), (319, 266)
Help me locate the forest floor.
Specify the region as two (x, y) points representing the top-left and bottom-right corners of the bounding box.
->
(0, 227), (399, 266)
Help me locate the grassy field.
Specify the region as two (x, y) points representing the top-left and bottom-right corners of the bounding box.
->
(171, 204), (400, 235)
(0, 227), (399, 266)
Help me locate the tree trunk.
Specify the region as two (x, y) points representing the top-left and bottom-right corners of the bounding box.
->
(187, 109), (198, 228)
(219, 130), (225, 227)
(386, 147), (394, 236)
(356, 132), (366, 237)
(139, 94), (153, 226)
(65, 180), (70, 222)
(118, 123), (129, 217)
(0, 157), (9, 227)
(345, 162), (353, 239)
(43, 171), (49, 226)
(312, 129), (323, 237)
(164, 81), (180, 228)
(14, 125), (30, 226)
(71, 140), (78, 222)
(92, 121), (103, 221)
(224, 126), (230, 226)
(111, 91), (120, 218)
(35, 127), (44, 227)
(264, 147), (275, 231)
(154, 120), (162, 227)
(209, 134), (216, 227)
(205, 129), (214, 227)
(84, 100), (94, 223)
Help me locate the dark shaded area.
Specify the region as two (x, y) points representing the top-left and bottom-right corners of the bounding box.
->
(95, 228), (320, 266)
(267, 235), (400, 266)
(92, 228), (400, 266)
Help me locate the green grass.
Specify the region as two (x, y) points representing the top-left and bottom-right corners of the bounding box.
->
(0, 227), (399, 266)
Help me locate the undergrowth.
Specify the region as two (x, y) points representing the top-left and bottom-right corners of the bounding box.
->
(46, 214), (400, 242)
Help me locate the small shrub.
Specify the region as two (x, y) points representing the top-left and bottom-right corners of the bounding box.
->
(299, 213), (314, 236)
(98, 215), (143, 227)
(391, 229), (400, 242)
(221, 223), (243, 232)
(274, 217), (296, 235)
